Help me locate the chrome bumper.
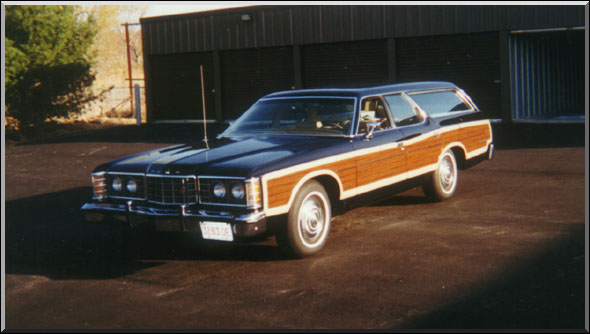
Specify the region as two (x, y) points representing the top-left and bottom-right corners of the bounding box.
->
(81, 201), (267, 238)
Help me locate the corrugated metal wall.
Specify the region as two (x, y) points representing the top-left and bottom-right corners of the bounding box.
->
(149, 53), (215, 120)
(140, 5), (585, 122)
(301, 40), (389, 88)
(141, 5), (584, 55)
(221, 47), (294, 119)
(509, 30), (585, 121)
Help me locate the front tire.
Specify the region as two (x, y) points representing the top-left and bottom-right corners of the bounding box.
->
(423, 149), (458, 201)
(276, 180), (331, 258)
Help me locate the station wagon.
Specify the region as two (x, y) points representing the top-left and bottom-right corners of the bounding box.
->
(82, 81), (494, 257)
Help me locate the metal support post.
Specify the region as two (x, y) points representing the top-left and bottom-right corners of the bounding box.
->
(134, 84), (141, 125)
(124, 23), (134, 113)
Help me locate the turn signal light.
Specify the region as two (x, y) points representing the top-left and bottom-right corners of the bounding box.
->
(245, 178), (262, 209)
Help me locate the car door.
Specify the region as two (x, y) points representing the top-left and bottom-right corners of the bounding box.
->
(351, 96), (406, 192)
(383, 93), (441, 178)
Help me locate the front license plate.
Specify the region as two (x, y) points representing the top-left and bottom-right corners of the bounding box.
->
(199, 221), (234, 242)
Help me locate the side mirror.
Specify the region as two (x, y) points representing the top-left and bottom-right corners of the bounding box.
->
(364, 122), (381, 141)
(217, 120), (235, 139)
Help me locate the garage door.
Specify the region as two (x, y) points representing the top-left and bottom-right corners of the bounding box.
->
(149, 52), (215, 121)
(397, 32), (501, 119)
(509, 30), (584, 122)
(302, 39), (389, 88)
(221, 47), (294, 120)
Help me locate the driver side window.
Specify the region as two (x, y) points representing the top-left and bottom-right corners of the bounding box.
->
(358, 98), (393, 134)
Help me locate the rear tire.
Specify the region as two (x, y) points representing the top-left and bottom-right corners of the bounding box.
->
(276, 180), (331, 258)
(423, 149), (458, 202)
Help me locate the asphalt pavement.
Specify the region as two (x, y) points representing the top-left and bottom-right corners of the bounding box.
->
(3, 123), (587, 330)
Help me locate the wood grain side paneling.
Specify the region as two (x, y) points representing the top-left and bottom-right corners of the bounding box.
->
(356, 151), (405, 186)
(266, 157), (358, 209)
(264, 121), (491, 212)
(460, 124), (491, 153)
(405, 134), (443, 171)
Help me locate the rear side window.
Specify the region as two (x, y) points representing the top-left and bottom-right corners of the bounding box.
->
(408, 90), (472, 117)
(383, 94), (422, 127)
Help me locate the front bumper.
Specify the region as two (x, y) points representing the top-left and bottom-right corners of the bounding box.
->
(81, 201), (267, 239)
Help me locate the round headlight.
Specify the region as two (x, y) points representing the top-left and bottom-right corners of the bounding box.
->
(213, 182), (226, 199)
(112, 177), (122, 192)
(126, 179), (137, 193)
(231, 183), (245, 200)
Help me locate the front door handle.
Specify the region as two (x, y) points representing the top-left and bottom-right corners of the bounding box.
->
(397, 133), (421, 142)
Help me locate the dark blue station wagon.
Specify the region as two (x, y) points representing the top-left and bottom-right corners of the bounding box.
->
(82, 81), (494, 257)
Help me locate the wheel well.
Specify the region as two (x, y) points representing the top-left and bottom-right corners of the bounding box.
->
(450, 146), (467, 170)
(312, 175), (341, 215)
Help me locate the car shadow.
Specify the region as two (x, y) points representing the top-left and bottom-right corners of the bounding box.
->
(4, 187), (286, 280)
(397, 224), (586, 329)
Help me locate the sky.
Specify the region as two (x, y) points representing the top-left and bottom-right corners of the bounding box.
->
(141, 2), (254, 18)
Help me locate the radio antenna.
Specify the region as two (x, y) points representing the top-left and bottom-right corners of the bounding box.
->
(200, 65), (210, 150)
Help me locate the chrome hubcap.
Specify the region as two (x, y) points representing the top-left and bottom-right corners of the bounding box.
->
(439, 155), (456, 193)
(298, 192), (328, 247)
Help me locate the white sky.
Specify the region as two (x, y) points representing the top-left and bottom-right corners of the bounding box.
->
(141, 2), (255, 18)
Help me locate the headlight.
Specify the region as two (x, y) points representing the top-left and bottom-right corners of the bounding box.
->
(126, 178), (137, 193)
(213, 182), (226, 198)
(231, 183), (245, 200)
(112, 177), (122, 192)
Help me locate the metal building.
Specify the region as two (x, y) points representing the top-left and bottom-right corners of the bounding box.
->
(139, 5), (585, 124)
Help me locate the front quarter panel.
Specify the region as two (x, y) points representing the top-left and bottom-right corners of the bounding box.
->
(260, 138), (355, 217)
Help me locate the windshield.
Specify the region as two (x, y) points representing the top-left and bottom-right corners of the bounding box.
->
(222, 97), (356, 136)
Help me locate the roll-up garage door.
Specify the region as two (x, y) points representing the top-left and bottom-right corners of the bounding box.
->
(221, 47), (294, 120)
(302, 39), (389, 89)
(149, 52), (215, 121)
(509, 30), (584, 122)
(397, 32), (500, 119)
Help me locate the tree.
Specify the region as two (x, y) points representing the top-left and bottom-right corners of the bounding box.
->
(89, 5), (146, 117)
(5, 5), (98, 129)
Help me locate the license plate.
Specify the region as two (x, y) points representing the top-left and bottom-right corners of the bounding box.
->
(199, 221), (234, 242)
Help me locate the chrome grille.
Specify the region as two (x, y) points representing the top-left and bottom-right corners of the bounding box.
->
(198, 178), (212, 204)
(146, 176), (197, 204)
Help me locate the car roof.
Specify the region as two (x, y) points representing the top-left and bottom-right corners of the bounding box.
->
(262, 81), (459, 99)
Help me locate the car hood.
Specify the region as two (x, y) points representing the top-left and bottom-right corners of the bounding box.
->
(100, 135), (349, 177)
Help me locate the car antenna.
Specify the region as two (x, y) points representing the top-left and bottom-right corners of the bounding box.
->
(200, 64), (210, 150)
